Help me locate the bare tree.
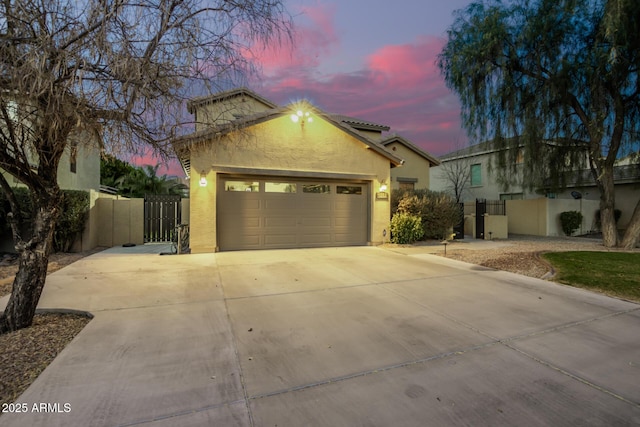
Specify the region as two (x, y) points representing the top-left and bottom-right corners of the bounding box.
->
(438, 156), (471, 203)
(0, 0), (291, 333)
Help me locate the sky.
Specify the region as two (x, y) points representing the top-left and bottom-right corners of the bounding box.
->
(151, 0), (474, 177)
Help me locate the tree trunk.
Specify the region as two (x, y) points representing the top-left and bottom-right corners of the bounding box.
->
(620, 198), (640, 249)
(0, 192), (60, 334)
(598, 171), (619, 248)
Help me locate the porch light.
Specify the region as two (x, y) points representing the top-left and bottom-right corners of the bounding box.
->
(199, 175), (207, 187)
(291, 110), (313, 127)
(379, 183), (388, 192)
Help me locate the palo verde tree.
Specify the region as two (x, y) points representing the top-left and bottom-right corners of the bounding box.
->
(438, 0), (640, 249)
(0, 0), (291, 333)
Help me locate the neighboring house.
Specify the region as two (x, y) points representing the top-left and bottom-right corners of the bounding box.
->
(430, 140), (536, 201)
(1, 130), (101, 252)
(173, 87), (435, 252)
(1, 131), (101, 193)
(380, 135), (440, 190)
(430, 141), (640, 234)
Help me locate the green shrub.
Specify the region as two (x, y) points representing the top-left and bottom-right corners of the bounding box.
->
(394, 189), (462, 240)
(560, 211), (583, 236)
(53, 190), (90, 252)
(1, 187), (89, 252)
(0, 187), (33, 235)
(390, 213), (424, 244)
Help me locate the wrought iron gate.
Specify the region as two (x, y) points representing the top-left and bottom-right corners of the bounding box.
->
(475, 198), (486, 239)
(144, 194), (182, 243)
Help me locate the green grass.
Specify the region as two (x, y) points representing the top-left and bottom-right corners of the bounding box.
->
(542, 251), (640, 302)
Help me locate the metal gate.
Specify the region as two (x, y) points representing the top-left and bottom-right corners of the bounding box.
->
(144, 194), (182, 243)
(475, 198), (486, 239)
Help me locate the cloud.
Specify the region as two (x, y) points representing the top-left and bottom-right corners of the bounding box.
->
(248, 3), (340, 83)
(143, 21), (467, 177)
(254, 34), (465, 157)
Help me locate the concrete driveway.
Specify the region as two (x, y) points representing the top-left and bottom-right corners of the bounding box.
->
(1, 245), (639, 426)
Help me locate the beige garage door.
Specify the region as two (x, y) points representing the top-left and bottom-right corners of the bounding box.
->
(217, 176), (368, 250)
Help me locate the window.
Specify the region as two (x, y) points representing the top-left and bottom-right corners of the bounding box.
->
(303, 184), (330, 193)
(265, 182), (297, 193)
(399, 181), (414, 191)
(499, 193), (523, 200)
(225, 181), (259, 192)
(470, 164), (482, 186)
(337, 185), (362, 195)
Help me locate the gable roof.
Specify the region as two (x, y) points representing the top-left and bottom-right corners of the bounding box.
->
(380, 134), (440, 167)
(172, 102), (405, 177)
(331, 115), (390, 132)
(186, 87), (278, 114)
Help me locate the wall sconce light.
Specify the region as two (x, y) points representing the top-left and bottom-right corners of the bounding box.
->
(199, 174), (207, 187)
(290, 110), (313, 128)
(379, 181), (388, 192)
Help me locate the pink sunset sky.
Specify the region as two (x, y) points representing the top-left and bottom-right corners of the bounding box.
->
(144, 0), (474, 177)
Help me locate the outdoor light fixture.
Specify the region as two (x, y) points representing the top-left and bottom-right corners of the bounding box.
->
(199, 174), (207, 187)
(290, 110), (313, 128)
(379, 180), (388, 192)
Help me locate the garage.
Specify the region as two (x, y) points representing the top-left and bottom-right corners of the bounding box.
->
(217, 176), (368, 250)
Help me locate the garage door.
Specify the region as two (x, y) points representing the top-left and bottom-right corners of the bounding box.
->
(217, 176), (368, 250)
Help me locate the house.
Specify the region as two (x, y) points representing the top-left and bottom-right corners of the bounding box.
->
(0, 130), (101, 252)
(430, 141), (639, 235)
(172, 88), (442, 252)
(1, 132), (100, 193)
(429, 140), (536, 201)
(380, 135), (440, 191)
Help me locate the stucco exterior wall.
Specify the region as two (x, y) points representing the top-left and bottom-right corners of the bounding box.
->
(188, 114), (391, 253)
(194, 96), (273, 132)
(506, 198), (600, 237)
(484, 215), (508, 239)
(56, 143), (100, 191)
(386, 142), (431, 190)
(556, 183), (639, 230)
(430, 153), (534, 201)
(96, 197), (145, 247)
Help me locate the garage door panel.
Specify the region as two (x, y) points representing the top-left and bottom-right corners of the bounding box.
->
(233, 234), (262, 249)
(299, 217), (332, 227)
(264, 234), (297, 246)
(299, 233), (332, 245)
(218, 176), (368, 250)
(299, 199), (332, 211)
(264, 217), (298, 228)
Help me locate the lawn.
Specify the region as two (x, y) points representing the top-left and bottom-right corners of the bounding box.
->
(542, 251), (640, 303)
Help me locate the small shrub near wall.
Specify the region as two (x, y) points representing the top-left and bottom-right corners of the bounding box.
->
(0, 187), (89, 252)
(559, 211), (583, 236)
(390, 213), (424, 244)
(54, 190), (90, 252)
(392, 189), (462, 240)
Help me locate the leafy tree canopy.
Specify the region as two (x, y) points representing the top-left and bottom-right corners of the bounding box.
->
(438, 0), (640, 248)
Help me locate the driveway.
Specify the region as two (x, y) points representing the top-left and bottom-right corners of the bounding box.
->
(1, 245), (639, 426)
